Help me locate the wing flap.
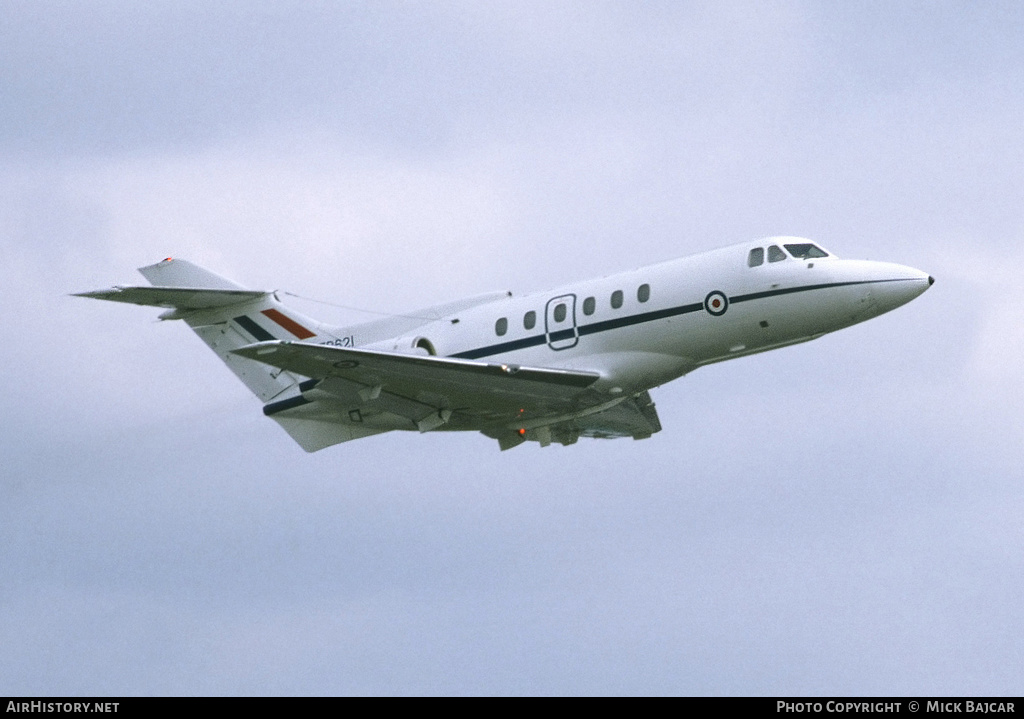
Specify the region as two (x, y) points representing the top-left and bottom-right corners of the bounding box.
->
(569, 390), (662, 439)
(483, 390), (662, 448)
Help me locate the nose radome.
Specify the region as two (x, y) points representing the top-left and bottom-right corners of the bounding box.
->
(870, 264), (932, 313)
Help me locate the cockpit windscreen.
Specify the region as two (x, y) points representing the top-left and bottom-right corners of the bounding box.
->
(784, 243), (829, 259)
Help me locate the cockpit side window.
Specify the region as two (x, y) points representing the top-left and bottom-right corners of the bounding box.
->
(784, 243), (829, 259)
(748, 248), (764, 267)
(768, 245), (787, 263)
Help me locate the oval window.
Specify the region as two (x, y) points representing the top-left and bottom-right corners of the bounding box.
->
(611, 290), (623, 309)
(495, 317), (508, 336)
(583, 296), (596, 315)
(524, 310), (536, 330)
(553, 303), (567, 322)
(637, 283), (650, 303)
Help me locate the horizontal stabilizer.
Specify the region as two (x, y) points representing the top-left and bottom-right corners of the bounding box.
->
(74, 258), (265, 312)
(72, 286), (267, 310)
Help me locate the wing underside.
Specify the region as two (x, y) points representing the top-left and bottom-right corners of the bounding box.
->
(231, 341), (661, 450)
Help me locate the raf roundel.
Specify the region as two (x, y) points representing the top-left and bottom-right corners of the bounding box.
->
(704, 290), (729, 316)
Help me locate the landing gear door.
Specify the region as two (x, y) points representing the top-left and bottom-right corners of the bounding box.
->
(545, 294), (578, 350)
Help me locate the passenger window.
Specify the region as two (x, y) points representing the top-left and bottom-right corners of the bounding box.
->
(768, 245), (787, 263)
(637, 283), (650, 303)
(524, 310), (536, 330)
(553, 303), (567, 322)
(495, 317), (508, 336)
(583, 296), (596, 315)
(748, 248), (764, 267)
(611, 290), (623, 309)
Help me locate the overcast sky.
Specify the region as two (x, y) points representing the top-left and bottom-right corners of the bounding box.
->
(2, 1), (1022, 696)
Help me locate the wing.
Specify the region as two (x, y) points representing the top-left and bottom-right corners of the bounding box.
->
(232, 340), (600, 411)
(231, 340), (621, 450)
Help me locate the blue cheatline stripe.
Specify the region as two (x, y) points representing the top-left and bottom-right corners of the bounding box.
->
(451, 300), (708, 360)
(729, 279), (890, 304)
(450, 301), (707, 359)
(449, 278), (915, 361)
(548, 328), (577, 342)
(579, 301), (705, 336)
(451, 335), (546, 360)
(233, 315), (275, 342)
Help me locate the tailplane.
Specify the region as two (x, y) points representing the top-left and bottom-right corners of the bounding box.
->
(75, 258), (343, 403)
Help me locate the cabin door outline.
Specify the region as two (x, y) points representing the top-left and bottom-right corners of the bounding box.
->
(545, 294), (579, 350)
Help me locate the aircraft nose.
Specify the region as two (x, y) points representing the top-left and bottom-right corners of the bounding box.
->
(869, 264), (933, 313)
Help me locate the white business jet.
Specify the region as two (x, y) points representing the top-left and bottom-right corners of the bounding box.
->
(76, 237), (932, 451)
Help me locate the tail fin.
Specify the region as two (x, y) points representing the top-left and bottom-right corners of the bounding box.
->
(75, 258), (342, 403)
(137, 257), (247, 290)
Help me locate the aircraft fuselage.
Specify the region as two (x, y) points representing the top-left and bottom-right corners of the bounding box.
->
(77, 236), (932, 450)
(363, 237), (932, 395)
